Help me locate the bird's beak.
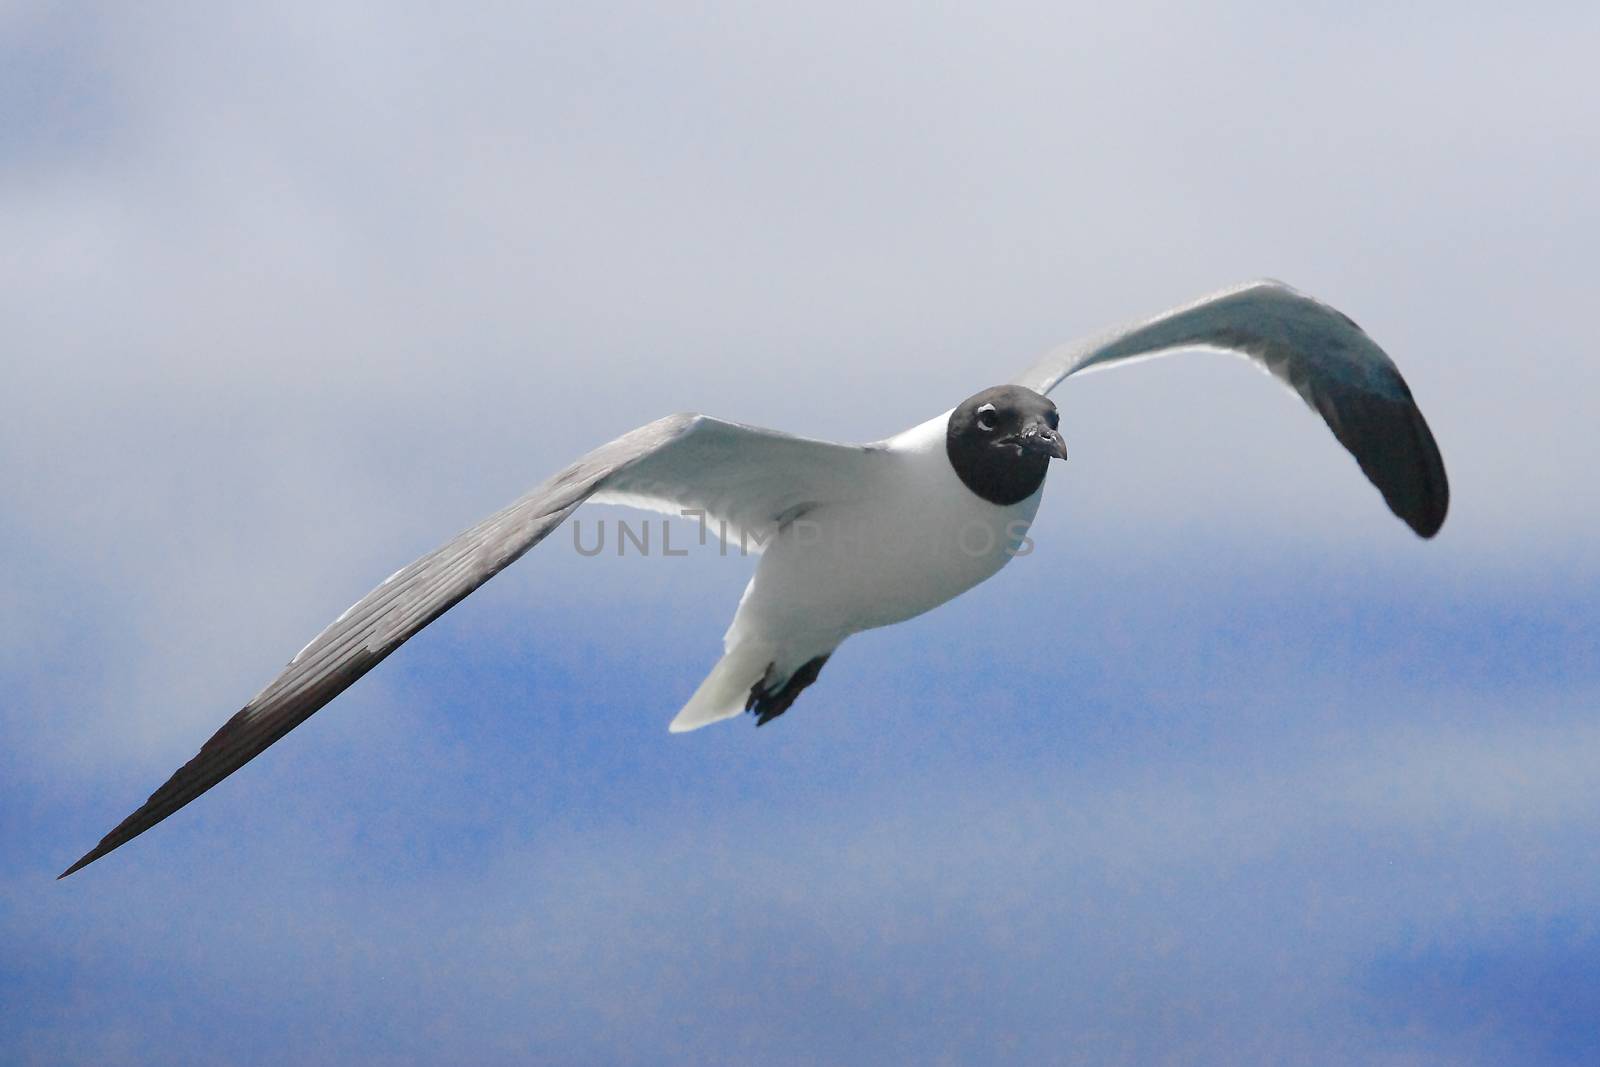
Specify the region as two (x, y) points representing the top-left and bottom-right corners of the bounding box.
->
(1013, 419), (1069, 461)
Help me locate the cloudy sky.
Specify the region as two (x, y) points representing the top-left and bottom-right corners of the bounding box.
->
(3, 2), (1597, 1063)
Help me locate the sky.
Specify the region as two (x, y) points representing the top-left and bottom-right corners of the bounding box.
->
(2, 1), (1597, 1063)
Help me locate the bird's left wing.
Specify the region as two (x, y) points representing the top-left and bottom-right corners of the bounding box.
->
(61, 415), (882, 878)
(1012, 280), (1448, 537)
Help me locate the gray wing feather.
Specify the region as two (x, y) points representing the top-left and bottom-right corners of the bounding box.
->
(593, 417), (883, 540)
(61, 413), (875, 878)
(1013, 280), (1448, 538)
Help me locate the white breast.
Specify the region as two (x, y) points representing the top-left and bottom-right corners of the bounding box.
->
(726, 412), (1043, 652)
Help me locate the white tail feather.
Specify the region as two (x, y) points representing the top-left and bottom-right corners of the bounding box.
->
(669, 645), (772, 733)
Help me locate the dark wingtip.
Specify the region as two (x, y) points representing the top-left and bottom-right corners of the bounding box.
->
(1405, 509), (1446, 539)
(1315, 380), (1449, 541)
(1406, 487), (1449, 539)
(1392, 399), (1449, 540)
(58, 821), (142, 880)
(1393, 455), (1448, 538)
(58, 851), (98, 880)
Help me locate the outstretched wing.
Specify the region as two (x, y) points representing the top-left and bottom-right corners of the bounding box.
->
(1012, 280), (1448, 537)
(61, 415), (882, 878)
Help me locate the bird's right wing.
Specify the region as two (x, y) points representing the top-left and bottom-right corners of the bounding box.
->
(61, 415), (884, 878)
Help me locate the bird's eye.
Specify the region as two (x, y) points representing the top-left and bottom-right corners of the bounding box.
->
(1045, 410), (1059, 430)
(975, 403), (998, 432)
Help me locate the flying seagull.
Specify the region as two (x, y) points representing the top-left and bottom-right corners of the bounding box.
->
(60, 280), (1448, 878)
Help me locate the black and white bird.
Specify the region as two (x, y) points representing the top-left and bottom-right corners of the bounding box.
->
(61, 281), (1448, 878)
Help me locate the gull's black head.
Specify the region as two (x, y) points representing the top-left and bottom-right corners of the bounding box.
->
(946, 385), (1068, 506)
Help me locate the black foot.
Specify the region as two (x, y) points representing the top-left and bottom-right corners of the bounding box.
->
(746, 654), (831, 726)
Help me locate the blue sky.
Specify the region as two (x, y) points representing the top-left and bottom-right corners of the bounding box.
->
(3, 2), (1598, 1063)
